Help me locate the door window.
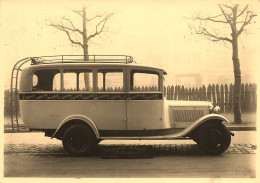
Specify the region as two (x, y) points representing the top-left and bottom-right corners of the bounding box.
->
(130, 71), (159, 91)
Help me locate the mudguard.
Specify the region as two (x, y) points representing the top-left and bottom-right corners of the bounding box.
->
(51, 115), (100, 139)
(164, 114), (230, 139)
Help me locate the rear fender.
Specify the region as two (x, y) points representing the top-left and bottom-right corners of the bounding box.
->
(51, 115), (100, 139)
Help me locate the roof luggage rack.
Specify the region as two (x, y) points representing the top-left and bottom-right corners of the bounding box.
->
(30, 55), (135, 65)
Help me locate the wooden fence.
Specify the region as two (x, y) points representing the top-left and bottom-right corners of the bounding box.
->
(4, 83), (257, 116)
(164, 83), (257, 113)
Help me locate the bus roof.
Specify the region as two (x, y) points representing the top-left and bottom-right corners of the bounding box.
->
(23, 62), (167, 74)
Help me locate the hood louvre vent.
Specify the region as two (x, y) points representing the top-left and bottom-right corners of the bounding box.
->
(171, 109), (204, 122)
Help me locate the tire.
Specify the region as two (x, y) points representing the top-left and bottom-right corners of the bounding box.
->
(196, 123), (231, 155)
(62, 124), (96, 156)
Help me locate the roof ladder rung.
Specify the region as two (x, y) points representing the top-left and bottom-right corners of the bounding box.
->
(14, 67), (22, 71)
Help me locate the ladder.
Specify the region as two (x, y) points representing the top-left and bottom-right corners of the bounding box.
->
(10, 57), (32, 132)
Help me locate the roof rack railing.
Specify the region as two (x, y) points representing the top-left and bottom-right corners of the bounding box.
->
(30, 55), (135, 65)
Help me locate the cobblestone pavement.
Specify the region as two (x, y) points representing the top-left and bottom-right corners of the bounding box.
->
(4, 143), (257, 156)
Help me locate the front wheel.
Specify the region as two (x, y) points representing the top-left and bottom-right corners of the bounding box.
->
(196, 123), (231, 155)
(62, 124), (96, 156)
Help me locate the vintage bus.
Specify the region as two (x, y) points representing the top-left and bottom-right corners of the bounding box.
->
(10, 55), (233, 156)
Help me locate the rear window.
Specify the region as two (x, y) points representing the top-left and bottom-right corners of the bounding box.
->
(32, 69), (61, 91)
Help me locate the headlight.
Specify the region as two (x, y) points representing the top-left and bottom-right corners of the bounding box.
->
(214, 106), (220, 114)
(209, 102), (220, 114)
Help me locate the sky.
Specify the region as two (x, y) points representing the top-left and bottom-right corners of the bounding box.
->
(1, 0), (260, 89)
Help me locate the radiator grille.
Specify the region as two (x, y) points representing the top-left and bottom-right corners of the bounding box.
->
(171, 109), (204, 122)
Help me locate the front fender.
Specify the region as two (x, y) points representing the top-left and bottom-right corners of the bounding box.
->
(164, 114), (230, 138)
(51, 115), (100, 139)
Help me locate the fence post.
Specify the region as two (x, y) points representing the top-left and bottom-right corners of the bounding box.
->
(245, 84), (250, 112)
(188, 88), (191, 100)
(170, 85), (174, 100)
(220, 84), (224, 113)
(212, 84), (216, 107)
(216, 84), (220, 106)
(191, 88), (195, 100)
(224, 84), (228, 113)
(248, 84), (253, 111)
(198, 87), (202, 101)
(207, 84), (212, 101)
(241, 83), (245, 112)
(184, 88), (188, 100)
(166, 86), (169, 100)
(176, 85), (180, 100)
(194, 87), (199, 100)
(174, 85), (178, 100)
(252, 84), (257, 112)
(202, 85), (206, 101)
(229, 84), (233, 112)
(180, 86), (185, 100)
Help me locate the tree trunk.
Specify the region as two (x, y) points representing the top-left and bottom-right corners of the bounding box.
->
(82, 5), (90, 91)
(232, 43), (242, 124)
(231, 5), (242, 124)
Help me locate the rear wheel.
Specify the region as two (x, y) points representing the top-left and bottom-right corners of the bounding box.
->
(62, 124), (96, 156)
(196, 123), (231, 155)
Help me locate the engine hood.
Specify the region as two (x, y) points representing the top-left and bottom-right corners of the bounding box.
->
(166, 99), (213, 108)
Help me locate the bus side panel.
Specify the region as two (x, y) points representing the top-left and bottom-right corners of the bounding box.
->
(20, 100), (95, 129)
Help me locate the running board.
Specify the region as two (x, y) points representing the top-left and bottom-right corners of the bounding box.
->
(99, 136), (190, 140)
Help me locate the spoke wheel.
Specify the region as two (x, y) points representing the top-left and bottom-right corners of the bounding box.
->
(62, 125), (95, 156)
(197, 123), (231, 155)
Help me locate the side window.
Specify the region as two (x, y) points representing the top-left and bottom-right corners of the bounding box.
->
(97, 69), (124, 91)
(63, 72), (77, 91)
(131, 71), (159, 91)
(32, 69), (61, 91)
(79, 72), (93, 91)
(63, 69), (93, 91)
(32, 74), (38, 87)
(53, 73), (61, 91)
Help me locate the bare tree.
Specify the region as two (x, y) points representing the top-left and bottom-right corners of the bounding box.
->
(50, 5), (113, 90)
(189, 4), (256, 124)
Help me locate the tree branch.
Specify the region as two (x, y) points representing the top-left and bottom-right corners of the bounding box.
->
(237, 4), (248, 18)
(49, 23), (83, 48)
(86, 13), (105, 21)
(196, 27), (232, 43)
(68, 8), (83, 17)
(193, 16), (228, 24)
(237, 12), (257, 36)
(62, 17), (83, 34)
(218, 4), (234, 30)
(50, 22), (82, 35)
(87, 13), (113, 41)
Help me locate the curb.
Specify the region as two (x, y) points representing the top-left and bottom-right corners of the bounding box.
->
(227, 126), (256, 131)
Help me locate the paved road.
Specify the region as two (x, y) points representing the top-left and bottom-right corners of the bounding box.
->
(4, 131), (257, 178)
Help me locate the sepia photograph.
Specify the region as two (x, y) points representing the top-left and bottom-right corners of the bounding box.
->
(1, 0), (259, 181)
